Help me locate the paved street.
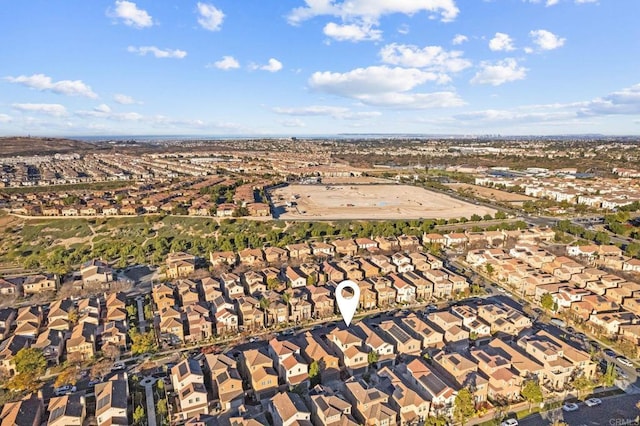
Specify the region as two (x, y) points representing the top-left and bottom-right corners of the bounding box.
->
(519, 394), (640, 426)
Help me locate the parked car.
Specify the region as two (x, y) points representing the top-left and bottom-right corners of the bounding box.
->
(426, 304), (438, 311)
(500, 419), (518, 426)
(248, 337), (259, 343)
(616, 356), (633, 368)
(550, 318), (567, 328)
(54, 385), (77, 396)
(112, 361), (126, 371)
(88, 379), (102, 387)
(562, 402), (579, 412)
(604, 349), (617, 358)
(584, 398), (602, 407)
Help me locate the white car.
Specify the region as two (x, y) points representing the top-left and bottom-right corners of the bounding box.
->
(562, 402), (579, 412)
(500, 419), (519, 426)
(54, 385), (76, 396)
(497, 287), (506, 293)
(584, 398), (602, 407)
(616, 357), (633, 368)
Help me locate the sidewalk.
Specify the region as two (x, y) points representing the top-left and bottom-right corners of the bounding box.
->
(467, 386), (622, 426)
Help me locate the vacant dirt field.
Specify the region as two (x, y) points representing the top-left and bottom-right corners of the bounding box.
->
(446, 183), (535, 203)
(270, 184), (496, 220)
(321, 176), (391, 184)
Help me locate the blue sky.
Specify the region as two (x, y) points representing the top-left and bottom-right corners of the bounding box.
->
(1, 0), (639, 136)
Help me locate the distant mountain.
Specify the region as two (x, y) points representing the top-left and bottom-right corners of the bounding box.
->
(0, 137), (98, 157)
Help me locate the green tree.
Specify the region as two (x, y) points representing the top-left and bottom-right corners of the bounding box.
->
(129, 329), (158, 355)
(470, 214), (482, 222)
(453, 387), (476, 425)
(572, 374), (595, 399)
(133, 405), (146, 426)
(156, 399), (168, 420)
(267, 277), (280, 291)
(495, 211), (508, 220)
(126, 304), (137, 319)
(521, 380), (543, 411)
(259, 297), (270, 311)
(601, 362), (618, 387)
(309, 360), (320, 386)
(306, 274), (317, 286)
(540, 293), (555, 312)
(54, 367), (79, 387)
(15, 347), (47, 376)
(424, 417), (448, 426)
(156, 377), (165, 390)
(144, 304), (154, 321)
(368, 350), (379, 366)
(282, 293), (291, 305)
(484, 264), (494, 277)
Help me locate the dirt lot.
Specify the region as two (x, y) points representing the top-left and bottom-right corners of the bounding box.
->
(446, 183), (535, 203)
(320, 176), (391, 184)
(270, 184), (496, 220)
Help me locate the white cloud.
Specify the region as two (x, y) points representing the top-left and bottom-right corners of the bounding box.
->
(209, 56), (240, 70)
(379, 43), (471, 73)
(323, 22), (382, 42)
(273, 105), (382, 120)
(579, 83), (640, 116)
(127, 46), (187, 59)
(280, 119), (306, 128)
(308, 65), (464, 109)
(113, 93), (138, 104)
(529, 29), (566, 50)
(489, 32), (515, 51)
(397, 24), (410, 35)
(575, 0), (597, 3)
(12, 103), (68, 116)
(452, 34), (468, 45)
(94, 104), (111, 113)
(5, 73), (98, 98)
(109, 0), (153, 28)
(76, 107), (143, 121)
(257, 58), (283, 72)
(287, 0), (460, 25)
(0, 114), (11, 123)
(471, 58), (527, 86)
(196, 2), (224, 31)
(524, 0), (560, 6)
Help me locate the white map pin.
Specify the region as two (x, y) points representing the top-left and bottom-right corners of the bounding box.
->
(335, 280), (360, 327)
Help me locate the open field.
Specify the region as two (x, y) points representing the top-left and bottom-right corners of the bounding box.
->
(320, 176), (392, 184)
(270, 184), (496, 220)
(446, 183), (535, 204)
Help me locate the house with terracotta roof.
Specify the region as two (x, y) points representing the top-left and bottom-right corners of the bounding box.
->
(327, 327), (368, 376)
(311, 242), (335, 257)
(95, 375), (128, 426)
(404, 358), (455, 418)
(357, 323), (395, 367)
(332, 239), (358, 257)
(388, 274), (416, 304)
(0, 335), (30, 376)
(378, 320), (421, 356)
(0, 308), (16, 340)
(204, 353), (244, 411)
(310, 389), (359, 426)
(401, 313), (444, 349)
(299, 332), (340, 383)
(22, 274), (57, 295)
(0, 393), (44, 426)
(239, 248), (265, 266)
(67, 322), (97, 361)
(377, 366), (431, 425)
(166, 252), (196, 279)
(48, 392), (85, 426)
(268, 392), (312, 426)
(240, 348), (279, 401)
(33, 328), (66, 365)
(210, 251), (237, 267)
(264, 246), (288, 264)
(343, 379), (397, 426)
(432, 351), (489, 404)
(286, 243), (312, 260)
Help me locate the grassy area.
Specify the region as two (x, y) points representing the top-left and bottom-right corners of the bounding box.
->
(0, 180), (134, 194)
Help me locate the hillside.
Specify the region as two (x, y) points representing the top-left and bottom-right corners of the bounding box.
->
(0, 137), (98, 157)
